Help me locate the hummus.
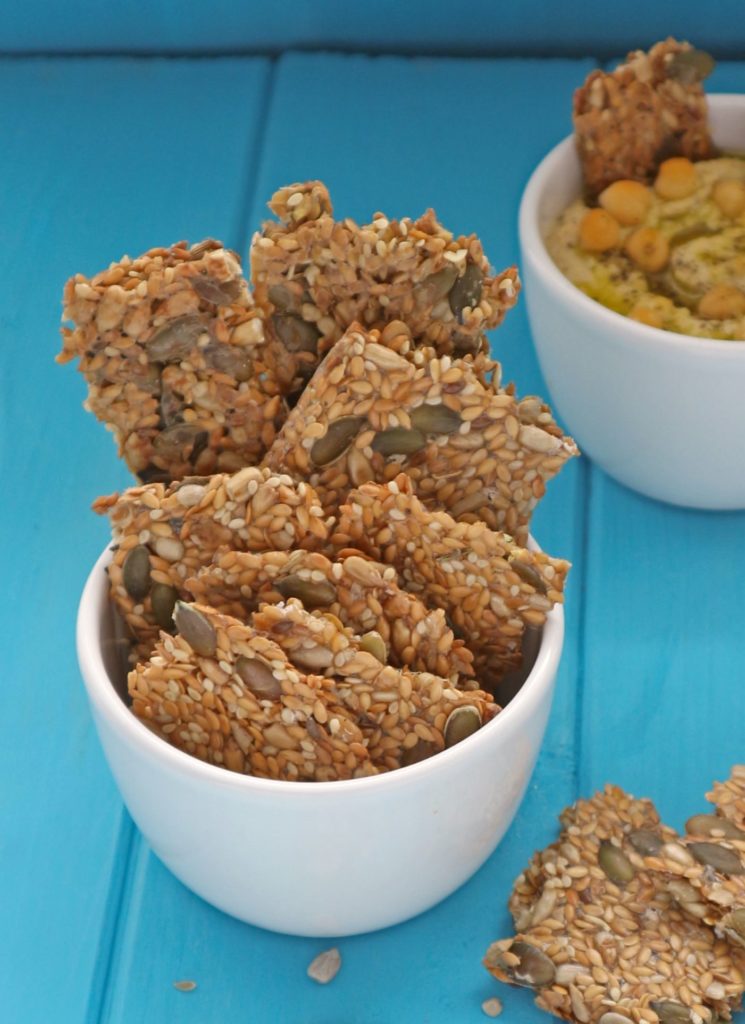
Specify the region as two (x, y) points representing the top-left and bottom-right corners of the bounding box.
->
(547, 156), (745, 339)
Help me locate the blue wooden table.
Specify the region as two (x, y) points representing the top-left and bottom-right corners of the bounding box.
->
(3, 43), (745, 1024)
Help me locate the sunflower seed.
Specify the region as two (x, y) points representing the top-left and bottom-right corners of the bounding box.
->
(371, 427), (426, 457)
(151, 583), (178, 630)
(689, 842), (745, 875)
(173, 602), (217, 657)
(449, 263), (483, 319)
(275, 574), (337, 608)
(668, 49), (715, 85)
(146, 315), (208, 362)
(359, 631), (387, 663)
(271, 313), (320, 354)
(190, 275), (243, 305)
(413, 265), (458, 307)
(651, 1000), (692, 1024)
(510, 559), (548, 594)
(599, 1014), (634, 1024)
(235, 655), (282, 699)
(263, 722), (298, 750)
(410, 402), (463, 435)
(598, 840), (635, 884)
(122, 545), (151, 599)
(449, 490), (488, 518)
(307, 947), (341, 984)
(444, 705), (482, 748)
(685, 814), (745, 839)
(310, 416), (366, 467)
(628, 828), (663, 856)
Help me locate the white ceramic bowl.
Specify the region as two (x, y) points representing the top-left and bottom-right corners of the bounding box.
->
(78, 543), (564, 937)
(519, 93), (745, 509)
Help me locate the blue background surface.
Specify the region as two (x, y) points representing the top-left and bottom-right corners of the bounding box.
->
(2, 8), (745, 1024)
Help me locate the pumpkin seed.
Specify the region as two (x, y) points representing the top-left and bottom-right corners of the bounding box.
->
(191, 275), (243, 305)
(499, 941), (556, 988)
(173, 602), (217, 657)
(668, 49), (715, 85)
(689, 841), (745, 875)
(122, 545), (152, 600)
(628, 829), (663, 856)
(235, 655), (282, 699)
(598, 840), (635, 884)
(400, 739), (438, 767)
(151, 583), (178, 629)
(203, 343), (252, 382)
(359, 631), (387, 663)
(153, 422), (205, 454)
(310, 416), (366, 467)
(510, 559), (548, 594)
(413, 265), (458, 307)
(449, 263), (483, 320)
(146, 315), (209, 362)
(275, 574), (337, 608)
(444, 705), (482, 748)
(371, 427), (426, 458)
(268, 283), (301, 314)
(410, 402), (463, 435)
(137, 464), (171, 484)
(271, 313), (320, 353)
(651, 1001), (692, 1024)
(726, 908), (745, 939)
(685, 814), (745, 839)
(289, 646), (334, 672)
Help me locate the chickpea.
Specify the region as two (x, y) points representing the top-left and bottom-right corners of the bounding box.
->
(654, 157), (698, 200)
(599, 180), (653, 225)
(579, 208), (621, 252)
(628, 303), (664, 328)
(697, 284), (745, 320)
(624, 227), (670, 272)
(712, 178), (745, 218)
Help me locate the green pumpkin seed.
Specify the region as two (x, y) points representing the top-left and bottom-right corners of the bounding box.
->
(410, 402), (463, 435)
(689, 842), (745, 875)
(413, 265), (458, 308)
(726, 908), (745, 939)
(151, 583), (178, 629)
(501, 941), (556, 988)
(668, 49), (715, 85)
(510, 559), (549, 594)
(173, 602), (217, 657)
(153, 422), (205, 454)
(400, 739), (438, 767)
(651, 1001), (692, 1024)
(268, 283), (301, 314)
(371, 427), (426, 458)
(598, 840), (635, 884)
(204, 343), (252, 382)
(444, 705), (482, 748)
(235, 655), (282, 699)
(271, 313), (321, 353)
(191, 275), (243, 305)
(359, 631), (387, 663)
(146, 315), (209, 362)
(628, 829), (664, 856)
(275, 574), (337, 608)
(449, 263), (483, 320)
(685, 814), (745, 839)
(122, 545), (152, 600)
(310, 416), (366, 467)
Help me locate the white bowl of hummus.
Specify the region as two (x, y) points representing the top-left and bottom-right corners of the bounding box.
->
(519, 93), (745, 509)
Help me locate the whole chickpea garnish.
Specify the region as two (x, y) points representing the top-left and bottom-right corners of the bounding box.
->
(625, 227), (670, 272)
(599, 180), (653, 225)
(698, 284), (745, 320)
(654, 157), (698, 200)
(712, 178), (745, 218)
(579, 208), (621, 252)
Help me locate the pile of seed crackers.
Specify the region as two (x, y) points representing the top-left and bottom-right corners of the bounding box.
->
(485, 770), (745, 1024)
(59, 180), (577, 782)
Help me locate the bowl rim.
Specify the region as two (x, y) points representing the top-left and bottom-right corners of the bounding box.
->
(518, 92), (745, 358)
(78, 541), (565, 797)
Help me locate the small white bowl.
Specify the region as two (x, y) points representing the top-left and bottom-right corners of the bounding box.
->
(78, 543), (564, 937)
(519, 93), (745, 509)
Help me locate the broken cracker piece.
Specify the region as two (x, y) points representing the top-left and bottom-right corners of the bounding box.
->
(574, 38), (714, 196)
(59, 239), (288, 481)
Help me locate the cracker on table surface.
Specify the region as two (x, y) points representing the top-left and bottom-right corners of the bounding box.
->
(250, 180), (521, 393)
(574, 38), (714, 196)
(486, 785), (745, 1024)
(263, 322), (577, 545)
(185, 547), (476, 684)
(333, 473), (569, 683)
(93, 467), (329, 656)
(59, 239), (289, 481)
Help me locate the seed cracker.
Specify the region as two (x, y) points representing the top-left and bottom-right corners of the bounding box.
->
(708, 767), (745, 834)
(185, 548), (476, 684)
(58, 239), (287, 481)
(574, 38), (714, 196)
(250, 180), (521, 392)
(93, 467), (329, 656)
(333, 473), (570, 683)
(128, 601), (376, 781)
(263, 322), (577, 544)
(485, 786), (745, 1024)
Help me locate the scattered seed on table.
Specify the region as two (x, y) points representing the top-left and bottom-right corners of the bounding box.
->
(173, 979), (197, 992)
(482, 997), (503, 1018)
(307, 947), (341, 984)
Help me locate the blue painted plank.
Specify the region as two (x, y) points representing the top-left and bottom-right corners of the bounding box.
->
(0, 56), (270, 1024)
(1, 0), (744, 60)
(102, 53), (592, 1024)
